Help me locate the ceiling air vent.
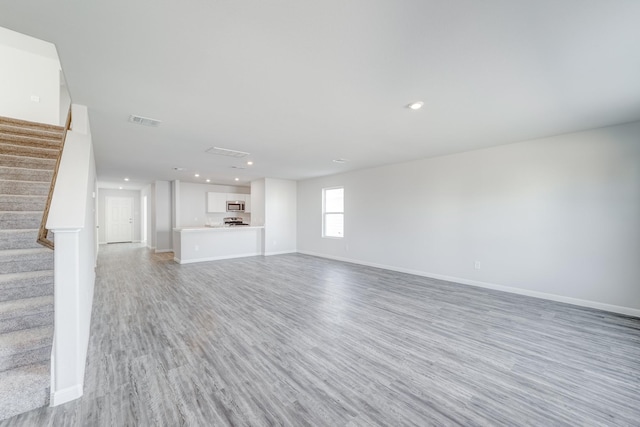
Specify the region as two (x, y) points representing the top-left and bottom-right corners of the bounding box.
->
(128, 115), (161, 127)
(205, 146), (250, 158)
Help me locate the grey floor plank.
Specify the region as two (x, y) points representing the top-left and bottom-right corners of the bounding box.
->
(2, 243), (639, 426)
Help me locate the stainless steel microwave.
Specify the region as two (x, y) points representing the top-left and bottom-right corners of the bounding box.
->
(226, 201), (245, 212)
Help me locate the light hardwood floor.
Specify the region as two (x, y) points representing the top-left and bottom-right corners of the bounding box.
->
(2, 244), (639, 426)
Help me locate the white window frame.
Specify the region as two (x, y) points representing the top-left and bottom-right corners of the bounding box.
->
(322, 186), (344, 239)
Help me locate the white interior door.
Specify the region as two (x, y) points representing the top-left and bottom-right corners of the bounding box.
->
(106, 196), (134, 243)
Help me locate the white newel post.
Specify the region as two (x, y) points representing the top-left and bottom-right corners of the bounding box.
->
(50, 229), (83, 405)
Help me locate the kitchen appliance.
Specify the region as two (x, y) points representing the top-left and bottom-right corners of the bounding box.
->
(226, 200), (245, 212)
(223, 217), (249, 226)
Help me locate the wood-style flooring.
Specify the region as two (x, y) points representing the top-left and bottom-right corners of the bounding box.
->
(2, 244), (639, 426)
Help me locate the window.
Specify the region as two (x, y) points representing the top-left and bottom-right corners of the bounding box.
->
(322, 187), (344, 238)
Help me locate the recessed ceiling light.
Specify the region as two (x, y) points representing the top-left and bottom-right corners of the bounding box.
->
(119, 186), (123, 190)
(333, 158), (349, 163)
(206, 179), (211, 183)
(407, 101), (424, 110)
(124, 177), (129, 181)
(234, 178), (239, 181)
(194, 173), (200, 177)
(247, 161), (253, 166)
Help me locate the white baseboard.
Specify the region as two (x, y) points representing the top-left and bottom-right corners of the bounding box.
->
(154, 249), (173, 253)
(297, 250), (640, 318)
(264, 250), (297, 256)
(175, 252), (261, 264)
(50, 384), (83, 406)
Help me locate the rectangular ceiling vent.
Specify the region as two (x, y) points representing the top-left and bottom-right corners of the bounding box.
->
(205, 146), (250, 158)
(128, 114), (161, 127)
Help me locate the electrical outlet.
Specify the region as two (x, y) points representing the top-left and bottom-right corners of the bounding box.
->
(474, 261), (481, 269)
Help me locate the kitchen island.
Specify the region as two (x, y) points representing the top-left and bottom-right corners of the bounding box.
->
(173, 226), (264, 264)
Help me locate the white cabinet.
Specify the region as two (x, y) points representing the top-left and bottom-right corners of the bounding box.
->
(207, 192), (227, 213)
(244, 195), (251, 213)
(227, 193), (245, 202)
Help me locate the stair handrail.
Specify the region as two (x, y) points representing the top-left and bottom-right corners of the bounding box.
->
(37, 107), (72, 249)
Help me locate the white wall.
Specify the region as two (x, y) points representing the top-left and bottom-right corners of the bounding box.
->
(0, 26), (61, 125)
(178, 182), (250, 227)
(97, 188), (141, 244)
(297, 121), (640, 315)
(251, 179), (266, 227)
(154, 181), (173, 252)
(264, 178), (297, 255)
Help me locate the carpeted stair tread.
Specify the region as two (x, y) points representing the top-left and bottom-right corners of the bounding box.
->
(0, 270), (54, 302)
(0, 211), (43, 230)
(0, 295), (53, 335)
(0, 134), (63, 149)
(0, 362), (50, 421)
(0, 122), (64, 140)
(0, 143), (59, 160)
(0, 230), (41, 250)
(0, 325), (53, 373)
(0, 248), (53, 274)
(0, 166), (53, 183)
(0, 295), (54, 321)
(0, 180), (50, 196)
(0, 325), (53, 356)
(0, 154), (56, 171)
(0, 196), (47, 212)
(0, 116), (64, 133)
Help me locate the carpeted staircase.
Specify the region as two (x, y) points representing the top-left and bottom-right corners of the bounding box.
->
(0, 116), (64, 421)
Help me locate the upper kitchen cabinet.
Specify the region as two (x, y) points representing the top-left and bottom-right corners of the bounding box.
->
(227, 193), (246, 202)
(207, 192), (227, 213)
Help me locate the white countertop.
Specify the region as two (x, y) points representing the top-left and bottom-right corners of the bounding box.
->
(174, 225), (264, 232)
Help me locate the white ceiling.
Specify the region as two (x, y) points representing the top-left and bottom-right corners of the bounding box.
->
(2, 1), (639, 188)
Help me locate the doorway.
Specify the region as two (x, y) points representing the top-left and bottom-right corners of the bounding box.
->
(105, 196), (134, 243)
